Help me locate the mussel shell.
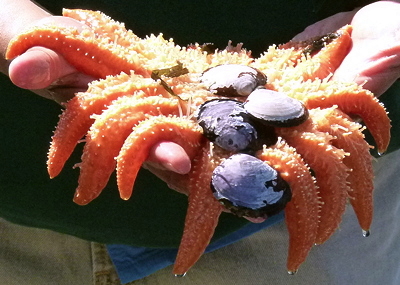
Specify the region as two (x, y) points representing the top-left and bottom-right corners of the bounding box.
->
(211, 153), (291, 218)
(196, 99), (258, 152)
(201, 64), (267, 96)
(243, 89), (309, 127)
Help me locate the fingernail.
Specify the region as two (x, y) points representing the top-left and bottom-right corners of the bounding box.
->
(164, 161), (191, 175)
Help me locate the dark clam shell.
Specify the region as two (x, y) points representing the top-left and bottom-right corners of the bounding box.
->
(211, 153), (291, 218)
(243, 89), (309, 127)
(201, 64), (267, 96)
(196, 99), (258, 152)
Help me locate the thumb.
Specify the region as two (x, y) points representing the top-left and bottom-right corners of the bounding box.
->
(8, 46), (78, 90)
(7, 15), (96, 102)
(332, 1), (400, 96)
(8, 46), (96, 102)
(147, 141), (192, 175)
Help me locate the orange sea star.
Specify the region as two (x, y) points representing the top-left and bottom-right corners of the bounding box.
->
(6, 9), (391, 275)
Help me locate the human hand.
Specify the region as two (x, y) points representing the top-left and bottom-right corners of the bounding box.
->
(294, 0), (400, 97)
(333, 0), (400, 96)
(8, 16), (96, 103)
(7, 15), (193, 186)
(152, 1), (400, 194)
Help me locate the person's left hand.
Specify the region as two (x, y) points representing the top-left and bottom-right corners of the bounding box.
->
(332, 0), (400, 96)
(294, 0), (400, 97)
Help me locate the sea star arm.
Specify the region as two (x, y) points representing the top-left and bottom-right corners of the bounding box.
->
(47, 73), (167, 178)
(116, 116), (204, 201)
(173, 145), (225, 276)
(305, 82), (391, 154)
(73, 97), (181, 205)
(277, 118), (350, 244)
(312, 107), (374, 235)
(258, 140), (319, 274)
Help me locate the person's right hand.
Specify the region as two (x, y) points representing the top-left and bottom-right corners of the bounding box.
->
(8, 16), (96, 103)
(7, 14), (194, 192)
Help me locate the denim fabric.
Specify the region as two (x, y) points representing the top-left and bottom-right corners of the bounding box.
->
(107, 214), (284, 284)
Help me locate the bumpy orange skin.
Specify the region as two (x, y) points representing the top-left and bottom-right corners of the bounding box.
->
(305, 89), (390, 154)
(258, 141), (319, 274)
(312, 107), (374, 234)
(116, 116), (204, 201)
(73, 97), (181, 205)
(277, 118), (350, 245)
(6, 9), (391, 276)
(6, 27), (149, 78)
(173, 145), (225, 276)
(279, 25), (353, 81)
(47, 74), (167, 178)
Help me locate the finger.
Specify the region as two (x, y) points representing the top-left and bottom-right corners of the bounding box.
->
(7, 15), (90, 89)
(292, 10), (357, 41)
(9, 46), (96, 103)
(8, 46), (78, 90)
(147, 141), (192, 175)
(142, 163), (190, 195)
(332, 1), (400, 96)
(7, 15), (95, 102)
(333, 45), (400, 96)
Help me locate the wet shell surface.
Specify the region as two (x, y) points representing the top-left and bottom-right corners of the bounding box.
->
(196, 99), (259, 152)
(211, 153), (291, 218)
(200, 64), (267, 96)
(244, 89), (309, 127)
